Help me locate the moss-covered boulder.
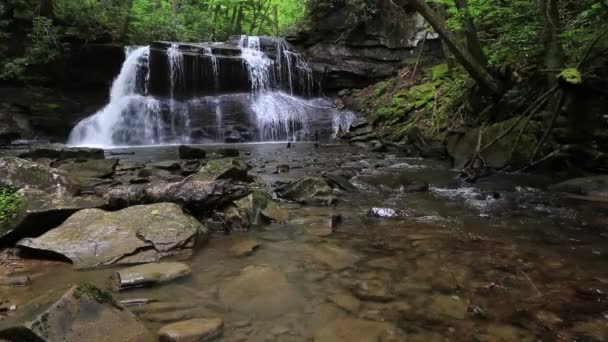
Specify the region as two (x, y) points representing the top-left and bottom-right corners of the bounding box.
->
(223, 190), (288, 229)
(19, 143), (104, 160)
(278, 177), (336, 206)
(0, 157), (81, 196)
(446, 118), (538, 169)
(191, 158), (249, 182)
(18, 203), (206, 269)
(58, 159), (119, 179)
(0, 188), (106, 243)
(0, 283), (152, 341)
(549, 175), (608, 197)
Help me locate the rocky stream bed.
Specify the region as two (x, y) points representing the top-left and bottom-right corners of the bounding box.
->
(0, 142), (607, 341)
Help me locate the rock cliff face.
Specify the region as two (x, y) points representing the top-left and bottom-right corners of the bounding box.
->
(288, 0), (443, 91)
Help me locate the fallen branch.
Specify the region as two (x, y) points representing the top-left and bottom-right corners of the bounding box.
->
(519, 269), (542, 297)
(512, 149), (560, 173)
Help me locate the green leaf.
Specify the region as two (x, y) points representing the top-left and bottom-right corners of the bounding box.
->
(558, 68), (583, 85)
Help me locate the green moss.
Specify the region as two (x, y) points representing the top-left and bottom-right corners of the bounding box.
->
(73, 283), (119, 308)
(431, 64), (449, 81)
(558, 68), (582, 85)
(0, 187), (22, 229)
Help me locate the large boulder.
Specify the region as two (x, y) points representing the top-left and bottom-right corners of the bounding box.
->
(277, 177), (336, 206)
(549, 175), (608, 197)
(103, 180), (251, 212)
(232, 190), (288, 224)
(190, 158), (249, 182)
(19, 143), (104, 160)
(0, 157), (81, 196)
(57, 159), (119, 179)
(18, 203), (206, 268)
(0, 188), (106, 244)
(446, 118), (537, 169)
(0, 283), (152, 341)
(0, 103), (33, 144)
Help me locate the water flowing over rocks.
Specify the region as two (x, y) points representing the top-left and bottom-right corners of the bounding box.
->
(0, 284), (152, 341)
(17, 203), (205, 268)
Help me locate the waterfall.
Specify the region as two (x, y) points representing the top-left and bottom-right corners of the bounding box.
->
(68, 36), (356, 147)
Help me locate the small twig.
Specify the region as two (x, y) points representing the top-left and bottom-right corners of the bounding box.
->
(519, 269), (542, 297)
(512, 149), (560, 174)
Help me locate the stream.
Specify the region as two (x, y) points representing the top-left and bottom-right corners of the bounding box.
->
(3, 143), (608, 341)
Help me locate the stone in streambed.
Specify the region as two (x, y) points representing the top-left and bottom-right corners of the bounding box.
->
(328, 293), (361, 314)
(18, 203), (205, 268)
(351, 279), (395, 302)
(549, 175), (608, 197)
(0, 188), (106, 243)
(18, 143), (105, 160)
(314, 318), (396, 342)
(0, 283), (152, 342)
(229, 239), (261, 257)
(111, 262), (192, 291)
(277, 177), (336, 206)
(304, 243), (361, 270)
(178, 145), (207, 159)
(234, 190), (288, 223)
(158, 318), (224, 342)
(150, 160), (182, 172)
(191, 158), (249, 182)
(57, 158), (118, 179)
(0, 157), (81, 196)
(0, 276), (31, 287)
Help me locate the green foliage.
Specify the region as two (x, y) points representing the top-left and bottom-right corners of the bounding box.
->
(0, 187), (21, 227)
(559, 68), (583, 85)
(431, 64), (449, 81)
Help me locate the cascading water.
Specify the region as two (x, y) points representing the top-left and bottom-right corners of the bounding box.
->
(68, 36), (356, 147)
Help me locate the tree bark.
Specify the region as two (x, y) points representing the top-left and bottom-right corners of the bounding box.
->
(172, 0), (179, 17)
(540, 0), (564, 86)
(407, 0), (502, 95)
(454, 0), (487, 66)
(39, 0), (54, 19)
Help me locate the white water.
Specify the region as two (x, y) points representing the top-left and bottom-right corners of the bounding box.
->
(238, 36), (274, 94)
(204, 47), (220, 91)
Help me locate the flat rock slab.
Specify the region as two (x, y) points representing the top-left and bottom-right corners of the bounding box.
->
(304, 243), (361, 270)
(58, 159), (118, 178)
(0, 157), (81, 196)
(0, 284), (152, 342)
(158, 318), (224, 342)
(111, 262), (192, 291)
(314, 318), (396, 342)
(191, 158), (249, 182)
(19, 143), (104, 160)
(219, 265), (303, 319)
(18, 203), (206, 269)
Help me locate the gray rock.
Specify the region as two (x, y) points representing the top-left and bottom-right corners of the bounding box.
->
(158, 318), (224, 342)
(150, 160), (182, 172)
(104, 180), (250, 212)
(111, 262), (192, 291)
(278, 177), (336, 206)
(0, 157), (81, 196)
(58, 159), (118, 178)
(323, 173), (357, 192)
(0, 104), (32, 144)
(549, 175), (608, 197)
(18, 203), (206, 269)
(0, 284), (152, 341)
(190, 158), (249, 182)
(178, 145), (207, 159)
(0, 188), (106, 243)
(19, 143), (104, 160)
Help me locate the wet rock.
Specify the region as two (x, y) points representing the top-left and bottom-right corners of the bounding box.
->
(365, 257), (400, 271)
(138, 166), (177, 180)
(191, 158), (249, 182)
(18, 203), (205, 268)
(219, 265), (303, 319)
(428, 295), (468, 320)
(277, 177), (336, 206)
(328, 293), (361, 314)
(276, 164), (290, 173)
(111, 262), (192, 291)
(233, 190), (288, 224)
(116, 160), (144, 172)
(58, 158), (118, 178)
(571, 319), (608, 341)
(150, 160), (182, 172)
(158, 318), (224, 342)
(367, 207), (408, 219)
(323, 173), (357, 192)
(217, 148), (240, 157)
(144, 310), (195, 324)
(314, 318), (396, 342)
(229, 239), (261, 257)
(0, 157), (81, 196)
(476, 324), (536, 342)
(178, 145), (207, 159)
(297, 215), (341, 237)
(352, 280), (395, 302)
(1, 188), (106, 243)
(305, 243), (361, 270)
(549, 175), (608, 197)
(0, 284), (152, 341)
(19, 143), (104, 160)
(0, 276), (31, 287)
(104, 180), (250, 212)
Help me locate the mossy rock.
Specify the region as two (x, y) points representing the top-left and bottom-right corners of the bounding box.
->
(0, 157), (81, 197)
(278, 177), (336, 206)
(431, 64), (449, 81)
(191, 158), (249, 182)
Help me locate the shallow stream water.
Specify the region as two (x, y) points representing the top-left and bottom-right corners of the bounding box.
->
(2, 143), (608, 341)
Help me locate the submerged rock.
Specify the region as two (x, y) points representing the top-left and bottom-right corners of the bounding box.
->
(314, 318), (396, 342)
(18, 203), (205, 268)
(57, 158), (118, 179)
(19, 143), (104, 160)
(0, 188), (106, 243)
(233, 190), (288, 224)
(0, 283), (152, 341)
(104, 180), (250, 212)
(277, 177), (336, 206)
(549, 175), (608, 197)
(190, 158), (249, 182)
(219, 265), (303, 319)
(111, 262), (192, 291)
(0, 157), (81, 196)
(178, 145), (207, 159)
(229, 239), (261, 257)
(304, 243), (361, 270)
(158, 318), (224, 342)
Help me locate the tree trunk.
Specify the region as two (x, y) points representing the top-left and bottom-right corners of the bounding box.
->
(407, 0), (503, 95)
(39, 0), (54, 19)
(454, 0), (487, 66)
(540, 0), (564, 86)
(234, 6), (244, 34)
(172, 0), (179, 17)
(437, 4), (455, 71)
(273, 5), (279, 36)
